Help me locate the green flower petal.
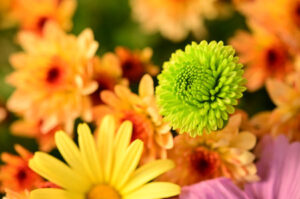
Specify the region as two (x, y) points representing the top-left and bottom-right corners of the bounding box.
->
(156, 41), (246, 136)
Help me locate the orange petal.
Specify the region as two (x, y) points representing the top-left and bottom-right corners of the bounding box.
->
(266, 78), (294, 106)
(155, 133), (174, 149)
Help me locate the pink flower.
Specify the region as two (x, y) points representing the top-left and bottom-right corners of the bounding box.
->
(180, 135), (300, 199)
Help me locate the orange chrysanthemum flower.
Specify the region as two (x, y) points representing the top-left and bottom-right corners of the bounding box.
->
(230, 22), (294, 91)
(90, 54), (128, 105)
(159, 114), (258, 186)
(7, 22), (98, 134)
(93, 74), (173, 164)
(1, 0), (76, 33)
(237, 0), (300, 52)
(115, 47), (159, 83)
(251, 71), (300, 141)
(130, 0), (221, 41)
(0, 145), (43, 193)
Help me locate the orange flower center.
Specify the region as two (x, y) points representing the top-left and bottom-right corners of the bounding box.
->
(46, 66), (61, 83)
(87, 185), (121, 199)
(190, 147), (220, 177)
(36, 16), (49, 31)
(16, 168), (27, 182)
(121, 59), (144, 82)
(292, 1), (300, 26)
(45, 57), (67, 88)
(264, 47), (287, 71)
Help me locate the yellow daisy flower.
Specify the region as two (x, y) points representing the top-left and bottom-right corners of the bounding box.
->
(29, 115), (180, 199)
(7, 22), (98, 134)
(93, 74), (173, 164)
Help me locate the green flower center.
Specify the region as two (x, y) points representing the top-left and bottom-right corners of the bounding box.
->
(175, 65), (220, 107)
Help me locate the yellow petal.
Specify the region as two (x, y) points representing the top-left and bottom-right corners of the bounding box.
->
(139, 74), (154, 98)
(230, 132), (256, 150)
(226, 149), (255, 165)
(121, 160), (175, 195)
(112, 140), (143, 189)
(30, 188), (84, 199)
(78, 123), (103, 184)
(77, 28), (98, 59)
(113, 120), (133, 166)
(29, 152), (90, 193)
(238, 151), (256, 165)
(97, 115), (115, 183)
(123, 182), (180, 199)
(55, 131), (89, 179)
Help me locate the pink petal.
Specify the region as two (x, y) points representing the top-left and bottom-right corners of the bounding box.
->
(180, 178), (249, 199)
(245, 135), (300, 199)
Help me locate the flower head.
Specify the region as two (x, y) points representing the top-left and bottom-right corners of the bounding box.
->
(251, 72), (300, 141)
(93, 75), (173, 164)
(115, 47), (159, 83)
(179, 135), (300, 199)
(230, 22), (294, 91)
(29, 115), (180, 199)
(7, 22), (98, 134)
(130, 0), (223, 41)
(2, 0), (76, 33)
(90, 54), (128, 105)
(158, 114), (258, 186)
(237, 0), (300, 52)
(156, 41), (246, 136)
(0, 145), (43, 192)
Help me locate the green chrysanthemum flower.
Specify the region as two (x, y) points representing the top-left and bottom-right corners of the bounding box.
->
(156, 41), (247, 137)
